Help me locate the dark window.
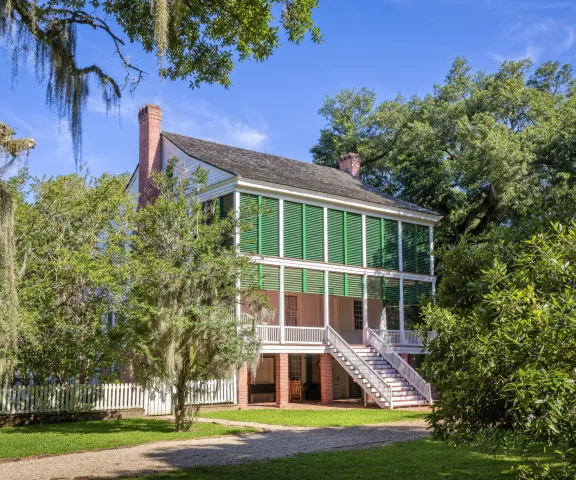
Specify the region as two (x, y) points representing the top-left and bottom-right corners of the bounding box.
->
(285, 295), (298, 326)
(384, 306), (400, 330)
(220, 193), (234, 219)
(353, 300), (363, 330)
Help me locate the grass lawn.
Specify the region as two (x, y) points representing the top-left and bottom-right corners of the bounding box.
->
(199, 408), (427, 427)
(0, 418), (255, 459)
(124, 439), (546, 480)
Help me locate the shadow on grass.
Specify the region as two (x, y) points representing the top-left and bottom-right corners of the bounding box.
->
(117, 436), (532, 480)
(97, 423), (434, 479)
(1, 418), (177, 435)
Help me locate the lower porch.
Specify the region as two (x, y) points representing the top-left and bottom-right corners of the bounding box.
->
(238, 352), (370, 409)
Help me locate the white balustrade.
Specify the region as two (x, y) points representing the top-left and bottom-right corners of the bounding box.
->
(284, 327), (325, 344)
(367, 329), (433, 404)
(372, 329), (436, 346)
(255, 325), (281, 343)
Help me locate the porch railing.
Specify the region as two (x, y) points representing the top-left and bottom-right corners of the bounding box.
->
(327, 326), (394, 408)
(255, 325), (280, 343)
(372, 329), (436, 346)
(285, 326), (325, 344)
(367, 328), (433, 404)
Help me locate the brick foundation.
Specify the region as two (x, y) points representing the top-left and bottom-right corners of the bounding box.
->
(320, 354), (333, 404)
(237, 362), (249, 410)
(275, 354), (289, 407)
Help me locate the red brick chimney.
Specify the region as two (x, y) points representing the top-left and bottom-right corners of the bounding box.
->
(338, 153), (361, 179)
(138, 104), (163, 206)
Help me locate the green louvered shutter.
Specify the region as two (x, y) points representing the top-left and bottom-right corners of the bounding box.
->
(347, 274), (363, 298)
(403, 280), (419, 305)
(306, 270), (324, 295)
(367, 277), (383, 299)
(328, 272), (345, 296)
(416, 225), (431, 274)
(284, 268), (304, 293)
(240, 193), (258, 253)
(402, 223), (419, 273)
(346, 213), (363, 266)
(417, 281), (433, 299)
(304, 205), (324, 261)
(241, 264), (259, 289)
(383, 278), (400, 305)
(284, 201), (303, 259)
(261, 265), (280, 290)
(382, 219), (399, 270)
(365, 216), (382, 268)
(328, 209), (345, 264)
(261, 197), (279, 256)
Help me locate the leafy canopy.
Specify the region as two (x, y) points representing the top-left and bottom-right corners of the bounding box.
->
(1, 0), (320, 158)
(420, 222), (576, 479)
(0, 121), (35, 383)
(127, 160), (262, 430)
(311, 57), (576, 247)
(13, 171), (135, 384)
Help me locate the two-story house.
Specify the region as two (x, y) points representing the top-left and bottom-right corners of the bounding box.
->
(130, 104), (440, 409)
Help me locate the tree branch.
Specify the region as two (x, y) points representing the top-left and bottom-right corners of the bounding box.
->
(456, 184), (499, 236)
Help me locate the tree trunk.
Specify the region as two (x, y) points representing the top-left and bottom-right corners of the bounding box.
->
(0, 181), (18, 383)
(173, 351), (191, 431)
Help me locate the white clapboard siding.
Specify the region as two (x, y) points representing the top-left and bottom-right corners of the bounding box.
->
(127, 165), (139, 198)
(162, 137), (235, 188)
(1, 377), (237, 416)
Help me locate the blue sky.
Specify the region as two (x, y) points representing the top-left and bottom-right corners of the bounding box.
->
(2, 0), (576, 180)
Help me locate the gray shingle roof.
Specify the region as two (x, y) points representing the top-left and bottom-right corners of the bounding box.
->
(163, 132), (439, 217)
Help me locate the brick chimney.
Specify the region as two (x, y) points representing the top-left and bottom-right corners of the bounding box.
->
(338, 153), (361, 179)
(138, 104), (163, 206)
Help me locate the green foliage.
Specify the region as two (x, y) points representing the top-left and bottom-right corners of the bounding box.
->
(311, 58), (576, 248)
(0, 121), (35, 383)
(419, 223), (576, 478)
(127, 159), (262, 431)
(1, 0), (320, 159)
(14, 172), (135, 384)
(199, 408), (426, 427)
(0, 418), (254, 459)
(122, 440), (551, 480)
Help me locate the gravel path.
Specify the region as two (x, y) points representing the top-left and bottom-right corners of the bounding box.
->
(0, 419), (429, 480)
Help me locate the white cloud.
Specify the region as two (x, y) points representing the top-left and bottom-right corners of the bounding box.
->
(562, 26), (576, 51)
(161, 100), (268, 150)
(88, 95), (268, 150)
(488, 19), (576, 64)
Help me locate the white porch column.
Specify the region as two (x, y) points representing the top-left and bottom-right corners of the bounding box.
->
(323, 207), (328, 263)
(279, 199), (284, 258)
(362, 274), (368, 344)
(233, 191), (241, 321)
(430, 225), (436, 303)
(398, 222), (404, 344)
(324, 270), (329, 341)
(398, 221), (403, 273)
(361, 214), (367, 268)
(429, 225), (434, 276)
(399, 277), (405, 345)
(279, 265), (285, 344)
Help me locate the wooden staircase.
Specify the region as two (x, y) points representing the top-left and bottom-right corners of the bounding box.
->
(352, 345), (429, 408)
(326, 326), (430, 409)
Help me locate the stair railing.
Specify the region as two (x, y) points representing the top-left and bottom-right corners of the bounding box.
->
(367, 328), (433, 404)
(326, 326), (394, 408)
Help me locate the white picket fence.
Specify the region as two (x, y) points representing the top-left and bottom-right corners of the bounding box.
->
(0, 376), (237, 416)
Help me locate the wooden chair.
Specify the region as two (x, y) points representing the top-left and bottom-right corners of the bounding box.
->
(289, 380), (303, 401)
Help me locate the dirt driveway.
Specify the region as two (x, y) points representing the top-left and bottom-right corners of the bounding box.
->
(0, 419), (429, 480)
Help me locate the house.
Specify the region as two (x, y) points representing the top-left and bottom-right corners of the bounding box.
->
(130, 104), (440, 409)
